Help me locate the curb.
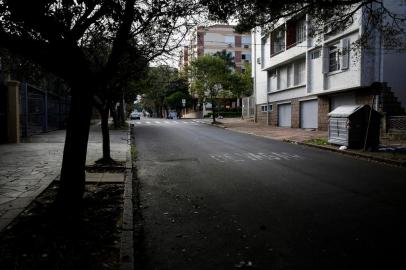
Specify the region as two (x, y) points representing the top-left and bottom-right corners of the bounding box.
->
(119, 130), (134, 270)
(284, 139), (406, 168)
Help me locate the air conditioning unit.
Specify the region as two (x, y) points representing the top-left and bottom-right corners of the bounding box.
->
(228, 43), (233, 48)
(244, 44), (249, 48)
(256, 57), (261, 64)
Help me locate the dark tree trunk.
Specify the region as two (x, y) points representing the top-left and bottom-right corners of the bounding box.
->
(57, 86), (93, 209)
(111, 105), (119, 128)
(100, 108), (112, 162)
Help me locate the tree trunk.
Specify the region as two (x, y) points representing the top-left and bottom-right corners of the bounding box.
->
(100, 108), (112, 162)
(57, 87), (93, 209)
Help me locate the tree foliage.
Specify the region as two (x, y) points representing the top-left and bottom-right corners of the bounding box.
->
(0, 0), (204, 205)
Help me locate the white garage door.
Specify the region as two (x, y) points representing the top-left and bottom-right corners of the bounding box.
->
(300, 99), (318, 129)
(278, 103), (291, 127)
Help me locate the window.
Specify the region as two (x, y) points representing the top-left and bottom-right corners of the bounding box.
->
(242, 36), (251, 44)
(268, 104), (273, 112)
(271, 26), (285, 55)
(242, 53), (251, 61)
(286, 17), (306, 48)
(294, 59), (306, 85)
(261, 105), (268, 112)
(225, 36), (235, 46)
(329, 43), (340, 72)
(311, 50), (321, 59)
(296, 18), (306, 43)
(287, 63), (294, 88)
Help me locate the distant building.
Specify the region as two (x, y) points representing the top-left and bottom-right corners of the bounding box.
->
(181, 24), (252, 116)
(181, 24), (252, 72)
(252, 2), (406, 130)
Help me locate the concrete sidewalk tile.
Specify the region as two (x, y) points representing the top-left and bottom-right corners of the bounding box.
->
(100, 173), (124, 183)
(85, 173), (103, 183)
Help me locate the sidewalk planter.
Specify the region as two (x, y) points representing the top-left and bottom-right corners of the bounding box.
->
(328, 105), (381, 149)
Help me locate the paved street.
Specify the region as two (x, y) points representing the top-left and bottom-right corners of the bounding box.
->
(133, 118), (406, 270)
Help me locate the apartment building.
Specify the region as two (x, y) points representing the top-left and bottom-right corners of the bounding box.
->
(252, 1), (406, 130)
(181, 24), (252, 114)
(181, 24), (252, 71)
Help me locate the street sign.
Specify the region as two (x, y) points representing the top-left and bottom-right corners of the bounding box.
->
(182, 99), (186, 107)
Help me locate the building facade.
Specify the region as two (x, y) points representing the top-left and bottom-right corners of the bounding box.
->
(252, 1), (406, 130)
(181, 24), (252, 72)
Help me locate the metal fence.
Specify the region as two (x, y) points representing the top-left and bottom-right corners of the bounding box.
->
(0, 84), (7, 143)
(387, 116), (406, 133)
(242, 96), (255, 119)
(20, 83), (70, 137)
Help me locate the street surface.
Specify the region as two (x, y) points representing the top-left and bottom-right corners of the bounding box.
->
(133, 118), (406, 270)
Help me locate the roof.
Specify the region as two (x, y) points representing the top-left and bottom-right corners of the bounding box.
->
(328, 105), (363, 117)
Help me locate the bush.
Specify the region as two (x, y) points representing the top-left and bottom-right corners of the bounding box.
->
(205, 111), (242, 118)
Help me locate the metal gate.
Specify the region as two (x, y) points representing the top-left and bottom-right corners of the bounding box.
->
(20, 83), (70, 137)
(242, 96), (255, 118)
(0, 84), (7, 143)
(300, 99), (318, 129)
(278, 103), (292, 127)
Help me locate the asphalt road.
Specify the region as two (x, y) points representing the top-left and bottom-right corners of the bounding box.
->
(132, 118), (406, 270)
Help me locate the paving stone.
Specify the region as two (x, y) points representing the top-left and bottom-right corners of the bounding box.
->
(100, 173), (124, 183)
(85, 173), (103, 183)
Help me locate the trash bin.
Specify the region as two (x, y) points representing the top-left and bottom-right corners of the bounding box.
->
(328, 105), (381, 149)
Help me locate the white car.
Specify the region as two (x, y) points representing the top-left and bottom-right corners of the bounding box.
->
(130, 111), (141, 120)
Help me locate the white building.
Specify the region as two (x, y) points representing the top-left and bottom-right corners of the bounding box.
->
(252, 1), (406, 130)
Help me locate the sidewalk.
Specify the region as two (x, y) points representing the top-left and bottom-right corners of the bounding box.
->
(202, 117), (406, 167)
(201, 117), (327, 142)
(0, 124), (129, 232)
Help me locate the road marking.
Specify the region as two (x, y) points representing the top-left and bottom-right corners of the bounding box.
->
(135, 122), (142, 124)
(155, 121), (161, 124)
(146, 121), (151, 124)
(164, 121), (171, 124)
(209, 152), (304, 162)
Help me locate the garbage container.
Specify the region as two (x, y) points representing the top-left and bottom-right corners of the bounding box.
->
(328, 105), (381, 149)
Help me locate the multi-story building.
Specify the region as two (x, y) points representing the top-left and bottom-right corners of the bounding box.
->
(180, 24), (253, 115)
(252, 1), (406, 130)
(181, 24), (252, 72)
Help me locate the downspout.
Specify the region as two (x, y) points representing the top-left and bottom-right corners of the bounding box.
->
(252, 28), (257, 122)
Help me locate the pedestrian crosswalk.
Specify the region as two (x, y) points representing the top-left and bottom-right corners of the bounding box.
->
(131, 119), (207, 126)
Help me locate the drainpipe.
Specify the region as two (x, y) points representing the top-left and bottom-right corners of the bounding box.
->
(252, 28), (257, 122)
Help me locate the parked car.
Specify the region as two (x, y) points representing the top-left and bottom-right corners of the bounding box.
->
(130, 111), (141, 120)
(167, 111), (177, 119)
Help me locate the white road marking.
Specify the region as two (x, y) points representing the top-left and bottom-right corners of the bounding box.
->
(155, 121), (161, 124)
(135, 122), (142, 124)
(146, 121), (151, 124)
(209, 152), (303, 162)
(164, 121), (171, 124)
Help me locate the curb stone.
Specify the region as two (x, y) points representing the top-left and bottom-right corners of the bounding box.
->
(119, 129), (134, 270)
(284, 139), (406, 168)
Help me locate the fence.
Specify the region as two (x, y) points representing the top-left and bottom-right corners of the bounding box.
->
(242, 96), (255, 119)
(20, 83), (70, 137)
(387, 116), (406, 133)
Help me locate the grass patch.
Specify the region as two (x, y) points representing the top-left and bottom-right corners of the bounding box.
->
(305, 138), (329, 145)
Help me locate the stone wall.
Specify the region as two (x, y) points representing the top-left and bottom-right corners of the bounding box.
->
(318, 96), (330, 131)
(255, 104), (269, 125)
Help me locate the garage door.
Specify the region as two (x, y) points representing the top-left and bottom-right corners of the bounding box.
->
(278, 103), (291, 127)
(300, 99), (318, 129)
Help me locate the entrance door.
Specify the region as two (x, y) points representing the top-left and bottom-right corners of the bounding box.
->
(278, 103), (292, 127)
